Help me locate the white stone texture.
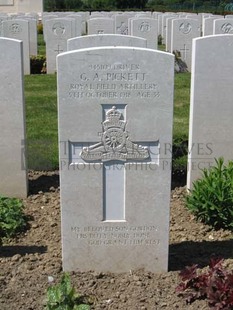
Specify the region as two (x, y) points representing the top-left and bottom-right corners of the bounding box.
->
(171, 18), (201, 71)
(115, 14), (131, 35)
(2, 19), (30, 74)
(18, 17), (37, 55)
(166, 17), (177, 52)
(67, 14), (82, 37)
(131, 18), (158, 49)
(187, 35), (233, 188)
(45, 18), (75, 74)
(161, 13), (178, 44)
(67, 34), (147, 51)
(87, 17), (114, 35)
(213, 18), (233, 34)
(203, 16), (223, 36)
(0, 38), (28, 198)
(57, 46), (174, 273)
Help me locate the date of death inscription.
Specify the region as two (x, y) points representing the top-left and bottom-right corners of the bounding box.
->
(70, 225), (160, 246)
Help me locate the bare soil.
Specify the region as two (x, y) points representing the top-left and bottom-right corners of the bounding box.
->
(0, 171), (232, 310)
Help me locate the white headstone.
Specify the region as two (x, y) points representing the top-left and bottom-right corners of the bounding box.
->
(45, 18), (75, 74)
(203, 16), (223, 36)
(67, 34), (147, 51)
(87, 17), (114, 35)
(213, 18), (233, 34)
(2, 19), (30, 74)
(19, 17), (38, 55)
(0, 15), (8, 35)
(171, 18), (200, 71)
(187, 35), (233, 188)
(162, 13), (178, 44)
(0, 38), (28, 198)
(115, 14), (130, 35)
(57, 46), (174, 273)
(42, 14), (58, 41)
(131, 18), (158, 49)
(76, 11), (88, 35)
(67, 14), (82, 37)
(166, 17), (177, 52)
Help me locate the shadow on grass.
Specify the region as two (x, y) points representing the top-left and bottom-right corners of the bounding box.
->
(0, 245), (47, 257)
(28, 173), (59, 195)
(169, 239), (233, 271)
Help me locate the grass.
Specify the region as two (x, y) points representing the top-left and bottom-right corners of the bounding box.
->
(173, 72), (191, 142)
(24, 74), (58, 170)
(38, 34), (46, 56)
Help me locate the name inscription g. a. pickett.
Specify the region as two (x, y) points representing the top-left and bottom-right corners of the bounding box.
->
(67, 63), (160, 100)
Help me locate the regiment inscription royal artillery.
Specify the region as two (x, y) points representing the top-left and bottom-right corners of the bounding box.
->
(80, 106), (150, 162)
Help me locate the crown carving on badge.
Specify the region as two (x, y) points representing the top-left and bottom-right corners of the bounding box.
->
(103, 106), (126, 131)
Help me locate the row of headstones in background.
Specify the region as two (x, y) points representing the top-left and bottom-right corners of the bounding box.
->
(0, 15), (39, 75)
(43, 11), (233, 74)
(87, 17), (158, 49)
(44, 15), (159, 73)
(163, 13), (233, 71)
(0, 13), (39, 55)
(0, 38), (28, 198)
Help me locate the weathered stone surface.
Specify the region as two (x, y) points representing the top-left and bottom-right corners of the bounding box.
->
(0, 38), (28, 198)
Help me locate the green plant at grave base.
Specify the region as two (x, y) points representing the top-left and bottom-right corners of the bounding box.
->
(176, 257), (233, 309)
(186, 157), (233, 230)
(46, 273), (91, 310)
(0, 196), (27, 240)
(30, 55), (46, 74)
(158, 34), (163, 45)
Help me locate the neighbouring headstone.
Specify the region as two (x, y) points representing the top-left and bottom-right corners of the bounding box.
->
(131, 18), (158, 49)
(45, 18), (75, 74)
(67, 14), (82, 37)
(2, 19), (30, 74)
(87, 17), (114, 35)
(0, 15), (8, 35)
(213, 18), (233, 34)
(187, 35), (233, 188)
(115, 13), (131, 35)
(0, 38), (28, 198)
(19, 17), (38, 56)
(203, 16), (223, 36)
(57, 46), (174, 273)
(67, 34), (147, 51)
(161, 13), (178, 44)
(166, 16), (177, 52)
(42, 14), (58, 41)
(171, 18), (200, 71)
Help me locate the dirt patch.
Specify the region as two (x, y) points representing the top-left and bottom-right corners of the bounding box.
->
(0, 171), (232, 309)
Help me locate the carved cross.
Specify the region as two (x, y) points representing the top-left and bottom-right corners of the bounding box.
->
(180, 44), (189, 60)
(69, 105), (159, 221)
(54, 45), (63, 55)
